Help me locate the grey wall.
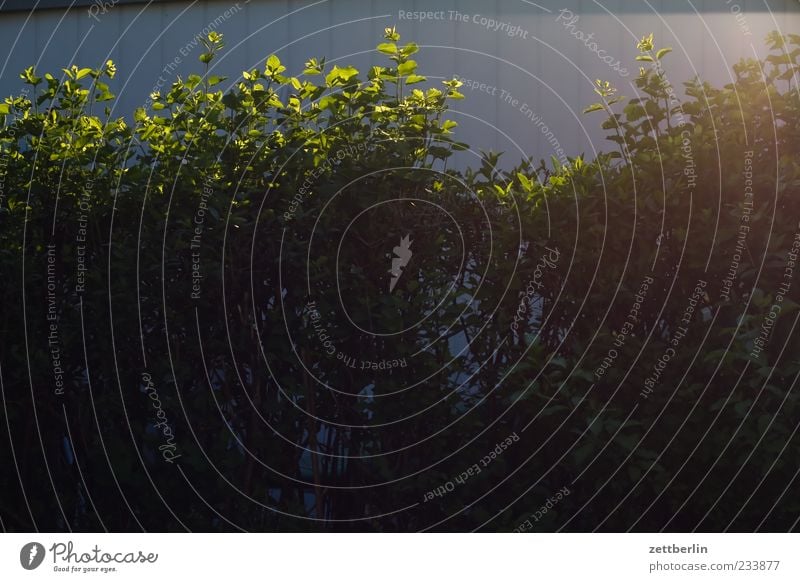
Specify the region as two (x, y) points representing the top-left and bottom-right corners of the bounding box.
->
(1, 0), (798, 166)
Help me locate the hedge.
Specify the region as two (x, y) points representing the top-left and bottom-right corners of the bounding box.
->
(1, 28), (799, 531)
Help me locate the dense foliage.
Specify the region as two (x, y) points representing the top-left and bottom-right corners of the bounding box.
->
(1, 28), (799, 531)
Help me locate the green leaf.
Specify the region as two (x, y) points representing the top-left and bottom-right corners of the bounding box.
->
(405, 74), (426, 84)
(266, 54), (283, 72)
(20, 66), (41, 85)
(397, 60), (417, 76)
(656, 47), (673, 60)
(383, 26), (400, 41)
(377, 42), (397, 55)
(583, 103), (605, 114)
(517, 172), (533, 192)
(441, 120), (458, 131)
(325, 65), (359, 86)
(400, 42), (419, 57)
(624, 103), (647, 120)
(635, 55), (654, 62)
(428, 145), (452, 159)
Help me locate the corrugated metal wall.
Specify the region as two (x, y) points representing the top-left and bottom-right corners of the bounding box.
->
(0, 0), (797, 164)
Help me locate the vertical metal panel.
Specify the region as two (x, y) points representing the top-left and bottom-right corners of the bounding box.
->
(34, 9), (79, 74)
(242, 0), (290, 71)
(0, 12), (37, 86)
